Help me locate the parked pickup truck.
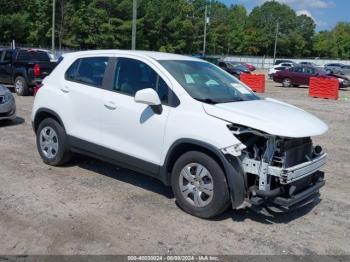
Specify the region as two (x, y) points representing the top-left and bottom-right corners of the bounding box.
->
(0, 48), (57, 96)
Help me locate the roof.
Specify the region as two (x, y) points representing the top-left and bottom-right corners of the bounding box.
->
(62, 50), (203, 62)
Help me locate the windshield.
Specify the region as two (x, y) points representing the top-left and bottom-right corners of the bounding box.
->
(159, 60), (259, 104)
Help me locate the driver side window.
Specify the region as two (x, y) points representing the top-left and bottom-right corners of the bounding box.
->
(113, 58), (169, 104)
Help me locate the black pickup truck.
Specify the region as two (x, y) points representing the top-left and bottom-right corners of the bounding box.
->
(0, 48), (57, 96)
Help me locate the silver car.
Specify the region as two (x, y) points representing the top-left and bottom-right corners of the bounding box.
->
(0, 85), (16, 121)
(324, 63), (344, 74)
(340, 65), (350, 77)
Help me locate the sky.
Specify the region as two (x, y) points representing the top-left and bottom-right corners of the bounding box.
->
(220, 0), (349, 31)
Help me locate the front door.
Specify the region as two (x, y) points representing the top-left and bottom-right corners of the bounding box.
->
(98, 56), (172, 168)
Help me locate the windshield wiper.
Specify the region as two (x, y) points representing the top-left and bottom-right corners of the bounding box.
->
(195, 98), (218, 104)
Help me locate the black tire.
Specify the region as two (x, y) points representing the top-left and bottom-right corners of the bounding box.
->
(171, 151), (230, 218)
(282, 78), (292, 88)
(14, 76), (30, 96)
(293, 84), (299, 87)
(36, 118), (71, 166)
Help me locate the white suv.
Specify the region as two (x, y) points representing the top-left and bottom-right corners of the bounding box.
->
(32, 50), (328, 218)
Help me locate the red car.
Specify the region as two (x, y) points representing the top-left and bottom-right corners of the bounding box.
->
(273, 66), (331, 87)
(243, 63), (256, 71)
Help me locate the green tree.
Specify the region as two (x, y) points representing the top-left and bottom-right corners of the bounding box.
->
(227, 4), (248, 55)
(1, 0), (349, 59)
(245, 1), (297, 56)
(332, 22), (350, 59)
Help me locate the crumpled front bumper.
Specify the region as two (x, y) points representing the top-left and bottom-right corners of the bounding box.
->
(244, 154), (327, 210)
(251, 171), (325, 211)
(270, 176), (325, 207)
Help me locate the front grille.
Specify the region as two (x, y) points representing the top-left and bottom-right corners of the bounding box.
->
(274, 138), (313, 168)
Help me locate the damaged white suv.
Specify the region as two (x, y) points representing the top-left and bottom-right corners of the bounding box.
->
(32, 50), (328, 218)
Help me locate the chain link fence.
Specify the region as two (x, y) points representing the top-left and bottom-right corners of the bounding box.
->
(1, 42), (350, 69)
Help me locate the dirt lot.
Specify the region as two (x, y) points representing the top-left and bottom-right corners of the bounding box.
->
(0, 78), (350, 255)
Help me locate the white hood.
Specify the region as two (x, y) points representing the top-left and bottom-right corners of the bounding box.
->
(203, 98), (328, 138)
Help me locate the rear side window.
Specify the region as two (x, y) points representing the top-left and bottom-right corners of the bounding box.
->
(65, 57), (108, 87)
(0, 50), (3, 60)
(304, 67), (315, 74)
(17, 50), (50, 62)
(4, 50), (13, 61)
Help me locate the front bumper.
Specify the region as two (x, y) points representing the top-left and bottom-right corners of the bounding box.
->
(340, 80), (350, 88)
(0, 102), (16, 121)
(251, 171), (325, 210)
(243, 154), (327, 209)
(271, 177), (325, 207)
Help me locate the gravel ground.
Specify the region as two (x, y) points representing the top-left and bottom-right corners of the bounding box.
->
(0, 78), (349, 255)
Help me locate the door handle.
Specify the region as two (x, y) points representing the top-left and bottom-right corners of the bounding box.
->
(104, 101), (117, 110)
(60, 85), (70, 93)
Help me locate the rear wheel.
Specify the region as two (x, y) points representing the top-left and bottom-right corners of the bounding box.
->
(282, 78), (292, 88)
(14, 76), (29, 96)
(171, 151), (230, 218)
(36, 118), (71, 166)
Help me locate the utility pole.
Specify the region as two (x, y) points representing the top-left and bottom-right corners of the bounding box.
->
(131, 0), (137, 50)
(273, 21), (279, 65)
(52, 0), (56, 54)
(202, 5), (208, 56)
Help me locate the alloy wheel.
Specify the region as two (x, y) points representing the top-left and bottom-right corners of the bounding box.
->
(39, 127), (59, 159)
(15, 79), (24, 94)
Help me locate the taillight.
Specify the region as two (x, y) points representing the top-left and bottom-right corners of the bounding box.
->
(34, 64), (41, 77)
(33, 82), (43, 96)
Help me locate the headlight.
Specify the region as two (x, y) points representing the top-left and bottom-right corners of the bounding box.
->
(338, 78), (344, 83)
(3, 92), (13, 103)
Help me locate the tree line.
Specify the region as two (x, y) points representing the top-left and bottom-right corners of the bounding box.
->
(1, 0), (349, 59)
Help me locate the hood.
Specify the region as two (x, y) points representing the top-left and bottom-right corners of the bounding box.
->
(203, 98), (328, 138)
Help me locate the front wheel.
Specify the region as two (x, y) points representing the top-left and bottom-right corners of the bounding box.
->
(171, 151), (230, 218)
(36, 118), (72, 166)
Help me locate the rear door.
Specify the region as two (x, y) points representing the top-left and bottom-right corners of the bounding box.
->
(0, 50), (14, 84)
(292, 67), (306, 85)
(303, 67), (316, 85)
(62, 56), (110, 145)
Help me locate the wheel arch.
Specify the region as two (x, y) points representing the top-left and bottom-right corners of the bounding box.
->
(13, 68), (28, 84)
(161, 138), (245, 208)
(33, 108), (65, 133)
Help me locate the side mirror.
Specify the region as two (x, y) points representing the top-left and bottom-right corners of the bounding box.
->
(135, 88), (163, 114)
(135, 88), (161, 106)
